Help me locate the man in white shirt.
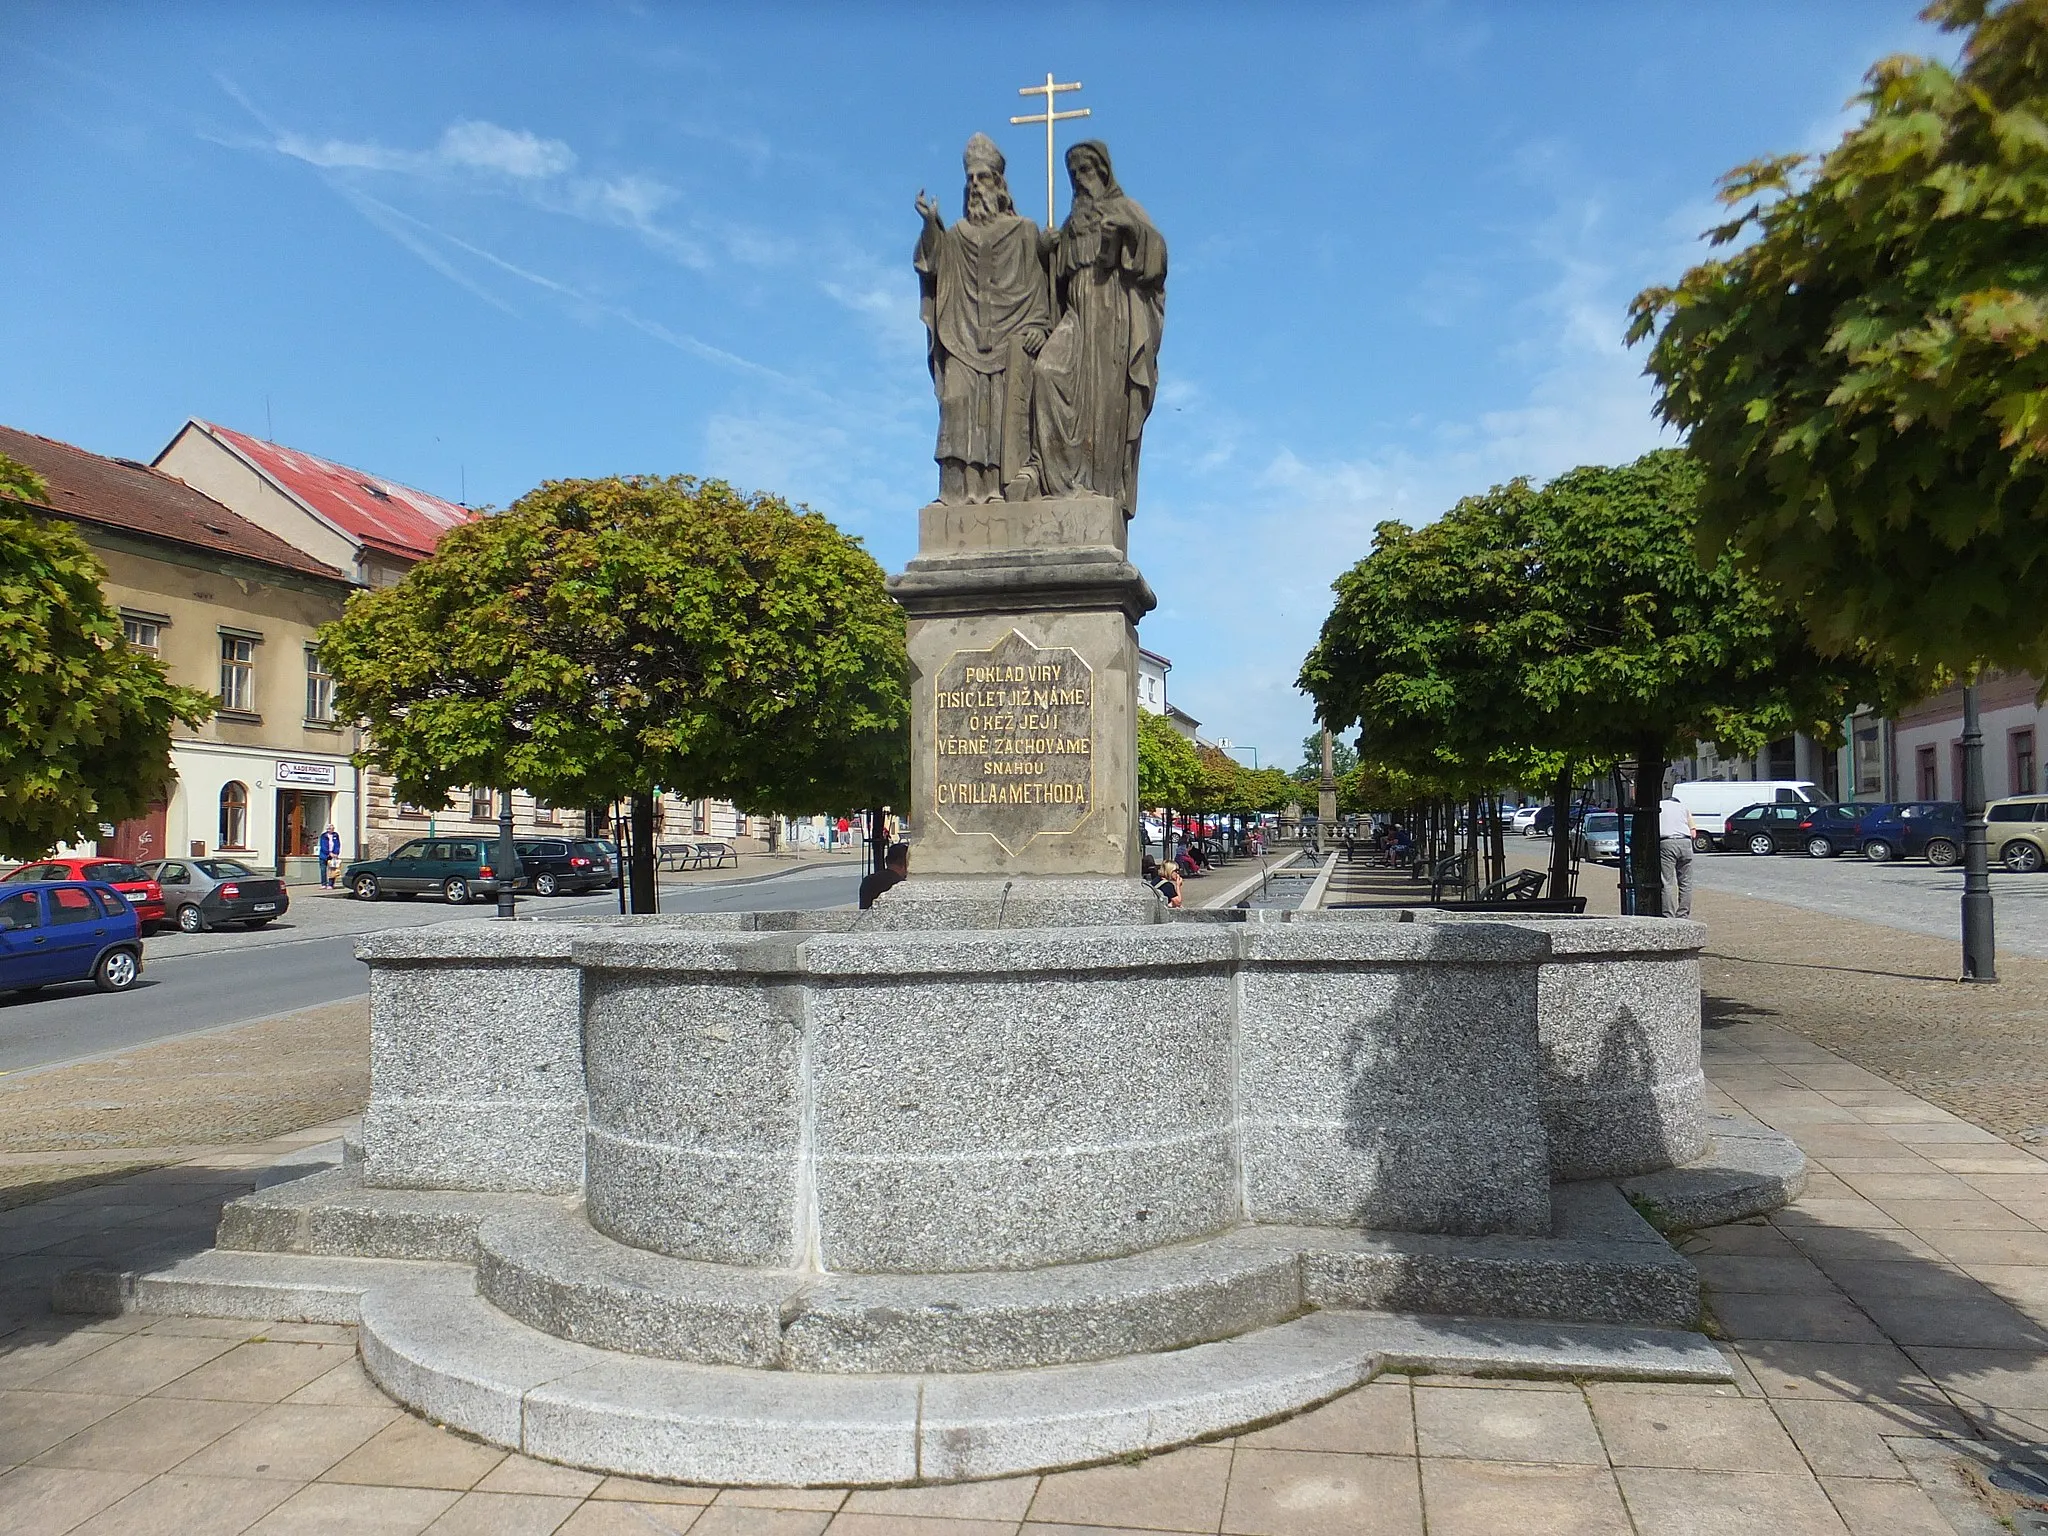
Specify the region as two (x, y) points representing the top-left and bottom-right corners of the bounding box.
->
(1657, 796), (1696, 919)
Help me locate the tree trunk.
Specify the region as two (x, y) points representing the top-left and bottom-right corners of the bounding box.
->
(1488, 793), (1506, 885)
(629, 790), (659, 914)
(1633, 739), (1668, 917)
(1548, 761), (1575, 899)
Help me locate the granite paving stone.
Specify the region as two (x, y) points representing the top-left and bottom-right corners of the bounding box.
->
(1589, 1388), (1810, 1475)
(0, 1388), (128, 1471)
(1815, 1475), (1956, 1536)
(1412, 1384), (1607, 1464)
(1704, 1291), (1888, 1344)
(840, 1476), (1039, 1518)
(1232, 1381), (1413, 1455)
(555, 1505), (702, 1535)
(1217, 1448), (1423, 1536)
(1025, 1445), (1232, 1531)
(418, 1489), (584, 1534)
(67, 1470), (295, 1535)
(686, 1510), (832, 1536)
(1418, 1458), (1631, 1536)
(148, 1338), (354, 1402)
(173, 1401), (399, 1481)
(31, 1395), (261, 1476)
(320, 1414), (508, 1489)
(242, 1480), (461, 1534)
(1766, 1398), (1967, 1478)
(0, 1465), (152, 1534)
(1613, 1466), (1851, 1535)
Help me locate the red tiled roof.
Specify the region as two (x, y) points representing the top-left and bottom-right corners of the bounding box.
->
(187, 421), (474, 561)
(0, 424), (348, 583)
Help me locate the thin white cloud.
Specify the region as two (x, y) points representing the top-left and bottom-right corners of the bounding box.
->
(437, 120), (576, 178)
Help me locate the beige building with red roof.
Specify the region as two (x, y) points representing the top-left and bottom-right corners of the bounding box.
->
(1, 425), (360, 880)
(154, 419), (474, 589)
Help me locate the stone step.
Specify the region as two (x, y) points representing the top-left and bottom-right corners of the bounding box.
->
(361, 1263), (1729, 1485)
(54, 1246), (1730, 1484)
(206, 1167), (1699, 1372)
(216, 1165), (566, 1261)
(1619, 1118), (1809, 1232)
(53, 1248), (463, 1325)
(473, 1203), (1306, 1373)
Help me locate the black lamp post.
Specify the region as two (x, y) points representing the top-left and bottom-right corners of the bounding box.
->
(1960, 684), (1998, 981)
(496, 789), (517, 920)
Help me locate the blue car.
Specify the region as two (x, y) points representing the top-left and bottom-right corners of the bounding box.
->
(1854, 801), (1964, 865)
(0, 880), (145, 997)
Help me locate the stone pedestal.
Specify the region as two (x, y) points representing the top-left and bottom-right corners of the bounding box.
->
(887, 495), (1153, 882)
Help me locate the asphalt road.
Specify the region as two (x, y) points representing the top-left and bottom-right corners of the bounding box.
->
(0, 863), (863, 1077)
(1514, 834), (2048, 959)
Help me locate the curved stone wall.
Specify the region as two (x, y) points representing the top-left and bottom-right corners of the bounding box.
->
(576, 925), (1242, 1272)
(1410, 913), (1707, 1179)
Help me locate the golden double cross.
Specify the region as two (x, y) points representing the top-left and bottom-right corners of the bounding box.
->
(1010, 73), (1089, 229)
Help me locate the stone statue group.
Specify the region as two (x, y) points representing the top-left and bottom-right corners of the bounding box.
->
(916, 134), (1166, 516)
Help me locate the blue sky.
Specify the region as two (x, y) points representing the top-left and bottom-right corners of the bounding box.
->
(4, 2), (1944, 771)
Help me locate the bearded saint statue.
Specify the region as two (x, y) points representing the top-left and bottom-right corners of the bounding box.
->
(1024, 140), (1167, 517)
(914, 134), (1052, 505)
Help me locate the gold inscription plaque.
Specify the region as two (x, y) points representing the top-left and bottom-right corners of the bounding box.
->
(931, 629), (1094, 853)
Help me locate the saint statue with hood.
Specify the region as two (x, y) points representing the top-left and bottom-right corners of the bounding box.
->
(1023, 140), (1167, 517)
(914, 134), (1053, 505)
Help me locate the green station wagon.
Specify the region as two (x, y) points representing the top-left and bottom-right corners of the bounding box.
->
(341, 837), (521, 904)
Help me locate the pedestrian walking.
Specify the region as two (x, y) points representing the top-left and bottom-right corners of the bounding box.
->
(1657, 796), (1695, 919)
(316, 824), (342, 888)
(859, 843), (909, 910)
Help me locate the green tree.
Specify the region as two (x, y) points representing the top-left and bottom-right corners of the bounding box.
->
(1628, 0), (2048, 677)
(1291, 730), (1357, 784)
(1303, 451), (1913, 911)
(319, 475), (907, 911)
(0, 456), (216, 858)
(1136, 710), (1202, 810)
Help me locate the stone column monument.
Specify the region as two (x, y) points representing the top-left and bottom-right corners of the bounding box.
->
(888, 135), (1166, 922)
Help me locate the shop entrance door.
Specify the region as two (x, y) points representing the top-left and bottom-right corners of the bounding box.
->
(276, 790), (328, 876)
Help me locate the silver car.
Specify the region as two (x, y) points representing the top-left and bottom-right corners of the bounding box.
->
(1575, 811), (1623, 864)
(141, 857), (290, 933)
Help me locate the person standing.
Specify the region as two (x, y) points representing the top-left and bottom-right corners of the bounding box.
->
(316, 824), (342, 888)
(859, 844), (909, 910)
(1657, 796), (1696, 919)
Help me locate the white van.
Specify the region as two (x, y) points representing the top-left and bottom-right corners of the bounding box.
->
(1672, 781), (1830, 847)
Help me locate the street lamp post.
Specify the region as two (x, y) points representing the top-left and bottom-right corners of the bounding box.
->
(496, 790), (517, 920)
(1960, 683), (1998, 981)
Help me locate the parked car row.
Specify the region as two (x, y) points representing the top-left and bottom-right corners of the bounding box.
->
(1711, 796), (2047, 870)
(1529, 790), (2047, 873)
(339, 835), (620, 903)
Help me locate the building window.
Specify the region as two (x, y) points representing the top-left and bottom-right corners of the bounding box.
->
(470, 787), (494, 821)
(535, 798), (558, 825)
(122, 616), (161, 656)
(219, 635), (256, 712)
(2015, 729), (2039, 797)
(1917, 745), (1938, 800)
(219, 782), (249, 849)
(304, 648), (336, 723)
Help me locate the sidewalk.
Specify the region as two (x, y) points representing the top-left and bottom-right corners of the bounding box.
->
(2, 891), (2046, 1532)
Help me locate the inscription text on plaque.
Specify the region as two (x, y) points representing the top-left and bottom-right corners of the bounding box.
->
(931, 629), (1095, 854)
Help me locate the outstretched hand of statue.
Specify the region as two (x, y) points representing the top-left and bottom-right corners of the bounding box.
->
(1019, 324), (1048, 357)
(915, 190), (943, 230)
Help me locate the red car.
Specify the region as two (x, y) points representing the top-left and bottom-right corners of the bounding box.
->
(3, 858), (165, 932)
